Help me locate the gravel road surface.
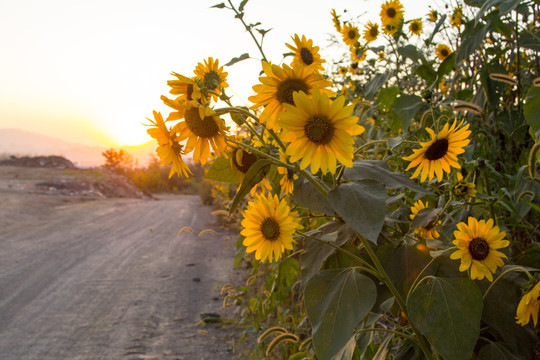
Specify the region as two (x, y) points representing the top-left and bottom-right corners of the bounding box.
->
(0, 193), (239, 360)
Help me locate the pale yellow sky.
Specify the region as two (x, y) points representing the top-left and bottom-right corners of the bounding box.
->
(0, 0), (432, 147)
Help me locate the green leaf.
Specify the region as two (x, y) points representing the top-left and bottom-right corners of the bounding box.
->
(328, 180), (387, 244)
(415, 64), (437, 86)
(410, 207), (442, 232)
(427, 14), (447, 46)
(204, 156), (243, 183)
(293, 178), (334, 215)
(407, 278), (483, 360)
(238, 0), (249, 12)
(364, 71), (393, 99)
(225, 53), (249, 66)
(437, 52), (456, 77)
(457, 23), (490, 63)
(376, 86), (400, 111)
(229, 159), (271, 213)
(344, 160), (431, 194)
(391, 94), (423, 131)
(475, 0), (523, 23)
(523, 86), (540, 139)
(519, 29), (540, 51)
(398, 45), (424, 63)
(278, 258), (299, 288)
(210, 3), (226, 8)
(478, 343), (525, 360)
(305, 269), (377, 360)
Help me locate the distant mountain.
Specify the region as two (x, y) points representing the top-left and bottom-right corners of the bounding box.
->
(0, 128), (156, 167)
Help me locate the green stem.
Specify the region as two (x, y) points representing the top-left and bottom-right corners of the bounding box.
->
(226, 0), (268, 62)
(227, 139), (295, 172)
(353, 140), (387, 155)
(483, 267), (533, 300)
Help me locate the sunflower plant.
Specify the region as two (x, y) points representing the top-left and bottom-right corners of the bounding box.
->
(144, 0), (540, 359)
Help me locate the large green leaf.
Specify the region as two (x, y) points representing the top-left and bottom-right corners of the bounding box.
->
(376, 86), (400, 112)
(398, 45), (425, 63)
(457, 22), (490, 62)
(229, 159), (271, 213)
(344, 160), (431, 194)
(391, 94), (424, 132)
(474, 0), (523, 23)
(437, 52), (456, 77)
(328, 181), (387, 244)
(407, 278), (483, 360)
(414, 64), (437, 87)
(478, 343), (525, 360)
(364, 71), (393, 99)
(293, 178), (334, 215)
(523, 86), (540, 140)
(305, 269), (377, 360)
(204, 155), (243, 183)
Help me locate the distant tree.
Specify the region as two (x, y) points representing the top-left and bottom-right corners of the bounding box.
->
(101, 148), (133, 175)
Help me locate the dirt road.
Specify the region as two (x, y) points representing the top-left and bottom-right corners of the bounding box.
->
(0, 192), (239, 360)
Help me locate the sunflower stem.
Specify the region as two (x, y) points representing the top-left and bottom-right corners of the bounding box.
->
(227, 139), (295, 172)
(215, 106), (267, 145)
(483, 267), (533, 300)
(226, 0), (268, 62)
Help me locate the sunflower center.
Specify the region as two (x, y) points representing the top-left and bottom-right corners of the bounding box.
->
(231, 148), (257, 174)
(260, 218), (280, 241)
(370, 27), (378, 37)
(300, 48), (314, 65)
(351, 62), (359, 69)
(203, 71), (221, 91)
(170, 134), (183, 154)
(441, 49), (449, 57)
(386, 7), (397, 18)
(453, 183), (467, 196)
(276, 78), (309, 105)
(304, 116), (334, 145)
(469, 237), (490, 260)
(185, 107), (220, 138)
(424, 138), (449, 160)
(348, 30), (357, 39)
(411, 23), (420, 32)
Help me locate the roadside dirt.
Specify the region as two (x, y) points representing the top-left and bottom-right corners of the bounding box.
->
(0, 166), (245, 359)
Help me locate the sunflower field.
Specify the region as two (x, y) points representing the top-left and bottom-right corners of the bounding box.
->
(146, 0), (540, 359)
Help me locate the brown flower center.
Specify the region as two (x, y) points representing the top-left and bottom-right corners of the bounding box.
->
(260, 218), (280, 241)
(184, 106), (220, 138)
(304, 116), (334, 145)
(348, 30), (357, 39)
(300, 48), (314, 65)
(370, 26), (378, 37)
(411, 22), (420, 32)
(231, 148), (257, 174)
(424, 138), (449, 160)
(276, 78), (309, 105)
(469, 237), (490, 260)
(203, 71), (221, 91)
(386, 7), (397, 18)
(440, 48), (449, 58)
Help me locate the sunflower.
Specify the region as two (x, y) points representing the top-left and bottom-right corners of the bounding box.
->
(516, 280), (540, 326)
(338, 66), (348, 76)
(193, 57), (229, 102)
(378, 51), (386, 60)
(277, 87), (365, 174)
(383, 23), (398, 36)
(341, 22), (360, 47)
(331, 9), (341, 32)
(436, 44), (452, 61)
(230, 145), (272, 196)
(403, 119), (471, 182)
(240, 193), (302, 263)
(351, 46), (367, 62)
(175, 100), (228, 165)
(166, 72), (207, 104)
(277, 152), (298, 195)
(408, 19), (423, 36)
(453, 172), (476, 198)
(146, 111), (192, 178)
(450, 6), (463, 28)
(363, 21), (379, 43)
(450, 217), (509, 282)
(380, 0), (404, 28)
(248, 62), (334, 131)
(286, 34), (325, 73)
(409, 199), (441, 240)
(428, 9), (438, 22)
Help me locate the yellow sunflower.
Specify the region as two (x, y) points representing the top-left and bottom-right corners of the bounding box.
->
(175, 100), (228, 165)
(453, 172), (476, 198)
(277, 87), (365, 174)
(341, 22), (360, 47)
(230, 145), (272, 196)
(383, 23), (398, 36)
(363, 21), (379, 43)
(351, 46), (367, 62)
(166, 72), (207, 104)
(403, 119), (471, 182)
(277, 152), (298, 195)
(436, 44), (452, 61)
(248, 62), (334, 131)
(286, 34), (325, 73)
(408, 19), (423, 36)
(409, 199), (441, 240)
(450, 217), (509, 282)
(428, 9), (438, 22)
(146, 111), (192, 178)
(450, 6), (463, 28)
(193, 57), (229, 102)
(516, 280), (540, 326)
(338, 66), (348, 76)
(331, 9), (341, 32)
(380, 0), (404, 28)
(240, 193), (302, 263)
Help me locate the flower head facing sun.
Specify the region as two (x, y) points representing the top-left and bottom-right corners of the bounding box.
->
(408, 19), (423, 36)
(380, 0), (404, 28)
(286, 34), (325, 73)
(516, 278), (540, 326)
(249, 62), (334, 131)
(450, 217), (509, 282)
(194, 57), (229, 102)
(409, 200), (441, 240)
(436, 44), (452, 61)
(175, 101), (228, 165)
(341, 22), (360, 47)
(403, 119), (471, 182)
(166, 72), (207, 104)
(241, 193), (302, 263)
(363, 21), (379, 43)
(146, 111), (192, 178)
(428, 9), (438, 22)
(277, 87), (365, 174)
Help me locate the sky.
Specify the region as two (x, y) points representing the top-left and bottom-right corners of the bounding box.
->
(0, 0), (431, 147)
